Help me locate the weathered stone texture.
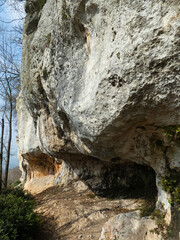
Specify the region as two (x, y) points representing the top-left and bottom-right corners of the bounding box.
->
(17, 0), (180, 239)
(20, 0), (180, 168)
(99, 211), (162, 240)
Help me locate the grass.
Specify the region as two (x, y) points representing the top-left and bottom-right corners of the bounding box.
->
(87, 193), (96, 199)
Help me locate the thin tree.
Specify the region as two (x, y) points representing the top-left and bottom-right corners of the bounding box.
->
(3, 86), (13, 188)
(0, 34), (20, 188)
(0, 117), (4, 191)
(0, 0), (24, 187)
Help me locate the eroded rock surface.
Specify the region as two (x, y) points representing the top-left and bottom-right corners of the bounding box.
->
(17, 0), (180, 239)
(20, 0), (180, 165)
(17, 93), (62, 193)
(99, 211), (162, 240)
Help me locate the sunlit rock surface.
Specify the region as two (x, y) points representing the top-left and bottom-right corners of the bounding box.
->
(99, 211), (162, 240)
(17, 0), (180, 239)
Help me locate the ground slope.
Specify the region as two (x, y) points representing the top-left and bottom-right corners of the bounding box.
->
(35, 181), (144, 240)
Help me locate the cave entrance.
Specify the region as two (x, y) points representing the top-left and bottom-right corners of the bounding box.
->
(66, 157), (158, 201)
(97, 163), (157, 201)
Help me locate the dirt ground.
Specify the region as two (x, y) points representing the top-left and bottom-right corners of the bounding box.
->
(35, 181), (145, 240)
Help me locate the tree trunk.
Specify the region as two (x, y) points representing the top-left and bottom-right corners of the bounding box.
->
(0, 117), (4, 191)
(4, 102), (12, 188)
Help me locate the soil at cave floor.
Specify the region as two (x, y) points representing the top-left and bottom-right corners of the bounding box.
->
(34, 181), (146, 240)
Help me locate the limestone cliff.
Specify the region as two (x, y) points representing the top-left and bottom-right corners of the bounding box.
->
(17, 0), (180, 239)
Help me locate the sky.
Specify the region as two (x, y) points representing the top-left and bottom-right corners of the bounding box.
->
(0, 0), (25, 169)
(0, 0), (24, 23)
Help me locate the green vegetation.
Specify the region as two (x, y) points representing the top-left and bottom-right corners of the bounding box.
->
(36, 0), (47, 11)
(0, 188), (41, 240)
(162, 125), (180, 141)
(11, 180), (21, 187)
(62, 4), (68, 19)
(150, 208), (172, 239)
(149, 175), (180, 239)
(116, 52), (120, 59)
(140, 201), (156, 217)
(159, 176), (180, 208)
(87, 193), (95, 199)
(45, 33), (51, 47)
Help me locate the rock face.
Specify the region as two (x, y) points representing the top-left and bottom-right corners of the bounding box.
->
(17, 93), (62, 193)
(99, 211), (162, 240)
(17, 0), (180, 239)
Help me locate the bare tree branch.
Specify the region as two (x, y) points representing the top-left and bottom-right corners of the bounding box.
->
(0, 0), (6, 7)
(0, 16), (24, 23)
(0, 30), (21, 187)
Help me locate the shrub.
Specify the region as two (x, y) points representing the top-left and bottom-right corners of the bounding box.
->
(162, 125), (180, 140)
(0, 188), (41, 240)
(11, 180), (21, 187)
(140, 202), (156, 217)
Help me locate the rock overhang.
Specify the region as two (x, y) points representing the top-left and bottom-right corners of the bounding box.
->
(17, 1), (180, 238)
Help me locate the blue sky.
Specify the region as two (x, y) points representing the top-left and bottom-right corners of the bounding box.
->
(0, 0), (24, 22)
(0, 0), (25, 169)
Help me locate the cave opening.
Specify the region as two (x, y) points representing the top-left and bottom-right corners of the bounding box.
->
(98, 163), (158, 201)
(65, 157), (158, 202)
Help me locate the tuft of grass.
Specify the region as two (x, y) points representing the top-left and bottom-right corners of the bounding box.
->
(87, 193), (95, 199)
(45, 33), (51, 47)
(116, 52), (120, 59)
(62, 4), (68, 19)
(140, 202), (156, 217)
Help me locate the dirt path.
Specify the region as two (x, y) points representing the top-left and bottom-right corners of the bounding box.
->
(35, 181), (144, 240)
